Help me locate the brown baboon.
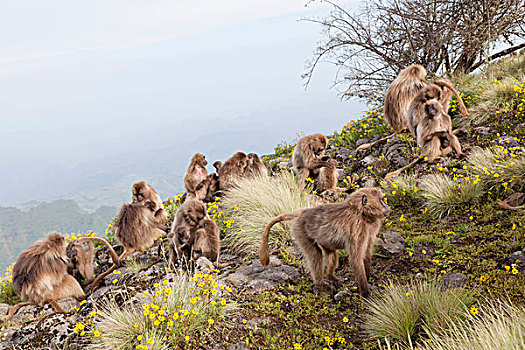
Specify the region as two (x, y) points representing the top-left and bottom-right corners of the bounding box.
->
(244, 153), (268, 178)
(385, 65), (469, 134)
(66, 238), (95, 284)
(193, 218), (221, 262)
(213, 161), (223, 172)
(168, 200), (208, 265)
(292, 133), (334, 188)
(132, 181), (167, 224)
(184, 153), (209, 200)
(189, 173), (220, 202)
(2, 233), (87, 321)
(259, 188), (390, 297)
(317, 159), (352, 192)
(384, 65), (428, 133)
(90, 201), (167, 292)
(217, 151), (249, 191)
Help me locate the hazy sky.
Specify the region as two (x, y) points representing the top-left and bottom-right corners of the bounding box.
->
(0, 0), (365, 207)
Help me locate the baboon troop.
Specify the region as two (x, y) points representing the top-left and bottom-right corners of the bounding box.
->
(259, 188), (390, 297)
(5, 62), (503, 324)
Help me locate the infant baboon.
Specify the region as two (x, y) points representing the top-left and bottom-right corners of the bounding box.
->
(132, 181), (167, 224)
(193, 218), (221, 263)
(244, 153), (268, 178)
(90, 201), (168, 292)
(259, 188), (390, 297)
(2, 233), (87, 321)
(66, 238), (95, 284)
(217, 151), (249, 191)
(189, 173), (220, 202)
(184, 153), (209, 200)
(168, 199), (208, 265)
(317, 159), (351, 192)
(292, 133), (334, 188)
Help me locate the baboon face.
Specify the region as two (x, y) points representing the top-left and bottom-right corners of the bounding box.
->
(193, 153), (208, 167)
(423, 100), (449, 133)
(182, 200), (208, 228)
(132, 181), (152, 205)
(176, 226), (191, 245)
(233, 152), (248, 166)
(351, 188), (390, 220)
(310, 136), (328, 157)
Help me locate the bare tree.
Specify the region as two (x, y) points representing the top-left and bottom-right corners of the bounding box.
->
(303, 0), (525, 102)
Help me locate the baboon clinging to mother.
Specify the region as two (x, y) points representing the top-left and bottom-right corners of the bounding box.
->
(184, 153), (209, 201)
(292, 133), (334, 188)
(260, 187), (390, 297)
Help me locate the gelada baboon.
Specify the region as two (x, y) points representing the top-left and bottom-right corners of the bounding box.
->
(184, 153), (209, 200)
(259, 188), (390, 297)
(416, 98), (462, 162)
(244, 153), (268, 178)
(132, 181), (167, 224)
(90, 201), (168, 292)
(217, 151), (249, 191)
(2, 233), (88, 321)
(317, 159), (352, 192)
(384, 65), (469, 134)
(193, 218), (221, 263)
(66, 238), (95, 284)
(168, 200), (208, 264)
(292, 133), (334, 188)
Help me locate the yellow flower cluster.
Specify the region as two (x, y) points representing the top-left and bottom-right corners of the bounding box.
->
(323, 335), (346, 349)
(1, 263), (14, 291)
(66, 230), (97, 241)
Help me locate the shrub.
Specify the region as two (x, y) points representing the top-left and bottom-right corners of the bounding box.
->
(331, 109), (390, 149)
(221, 171), (312, 257)
(418, 300), (525, 350)
(420, 173), (483, 219)
(365, 280), (475, 345)
(468, 146), (525, 192)
(90, 271), (236, 350)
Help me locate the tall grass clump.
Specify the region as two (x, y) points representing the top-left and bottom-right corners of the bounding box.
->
(468, 146), (525, 192)
(420, 173), (483, 218)
(419, 300), (525, 350)
(221, 171), (312, 257)
(90, 272), (236, 350)
(365, 281), (475, 345)
(381, 174), (422, 209)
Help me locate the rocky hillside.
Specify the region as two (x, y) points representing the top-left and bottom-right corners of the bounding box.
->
(0, 55), (524, 350)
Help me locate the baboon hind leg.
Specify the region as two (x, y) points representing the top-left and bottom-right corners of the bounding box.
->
(296, 235), (330, 292)
(48, 300), (69, 314)
(364, 235), (375, 280)
(322, 248), (341, 286)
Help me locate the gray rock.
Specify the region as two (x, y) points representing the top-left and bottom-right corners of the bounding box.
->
(502, 192), (525, 207)
(336, 169), (346, 181)
(228, 342), (249, 350)
(334, 288), (352, 302)
(375, 231), (405, 256)
(440, 272), (467, 291)
(363, 155), (377, 165)
(415, 273), (426, 280)
(355, 139), (370, 147)
(362, 177), (378, 188)
(336, 148), (354, 163)
(509, 251), (525, 266)
(497, 136), (520, 148)
(196, 256), (214, 271)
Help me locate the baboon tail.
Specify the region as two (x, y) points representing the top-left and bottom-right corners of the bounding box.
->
(81, 237), (119, 265)
(434, 79), (470, 117)
(259, 210), (304, 266)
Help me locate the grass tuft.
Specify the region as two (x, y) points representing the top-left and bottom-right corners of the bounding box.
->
(221, 171), (312, 257)
(365, 280), (475, 345)
(420, 173), (483, 218)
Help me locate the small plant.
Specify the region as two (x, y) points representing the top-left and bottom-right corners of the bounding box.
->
(221, 171), (312, 257)
(331, 109), (390, 149)
(0, 263), (19, 305)
(418, 300), (525, 350)
(163, 192), (185, 225)
(381, 174), (422, 208)
(420, 173), (483, 219)
(365, 280), (475, 345)
(90, 271), (236, 349)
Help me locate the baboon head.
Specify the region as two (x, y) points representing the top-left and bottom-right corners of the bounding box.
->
(232, 151), (248, 167)
(192, 153), (208, 167)
(422, 99), (449, 134)
(213, 161), (223, 172)
(420, 84), (442, 101)
(66, 239), (94, 283)
(309, 134), (328, 157)
(180, 200), (208, 228)
(132, 181), (155, 205)
(349, 188), (390, 221)
(45, 232), (67, 255)
(175, 226), (191, 246)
